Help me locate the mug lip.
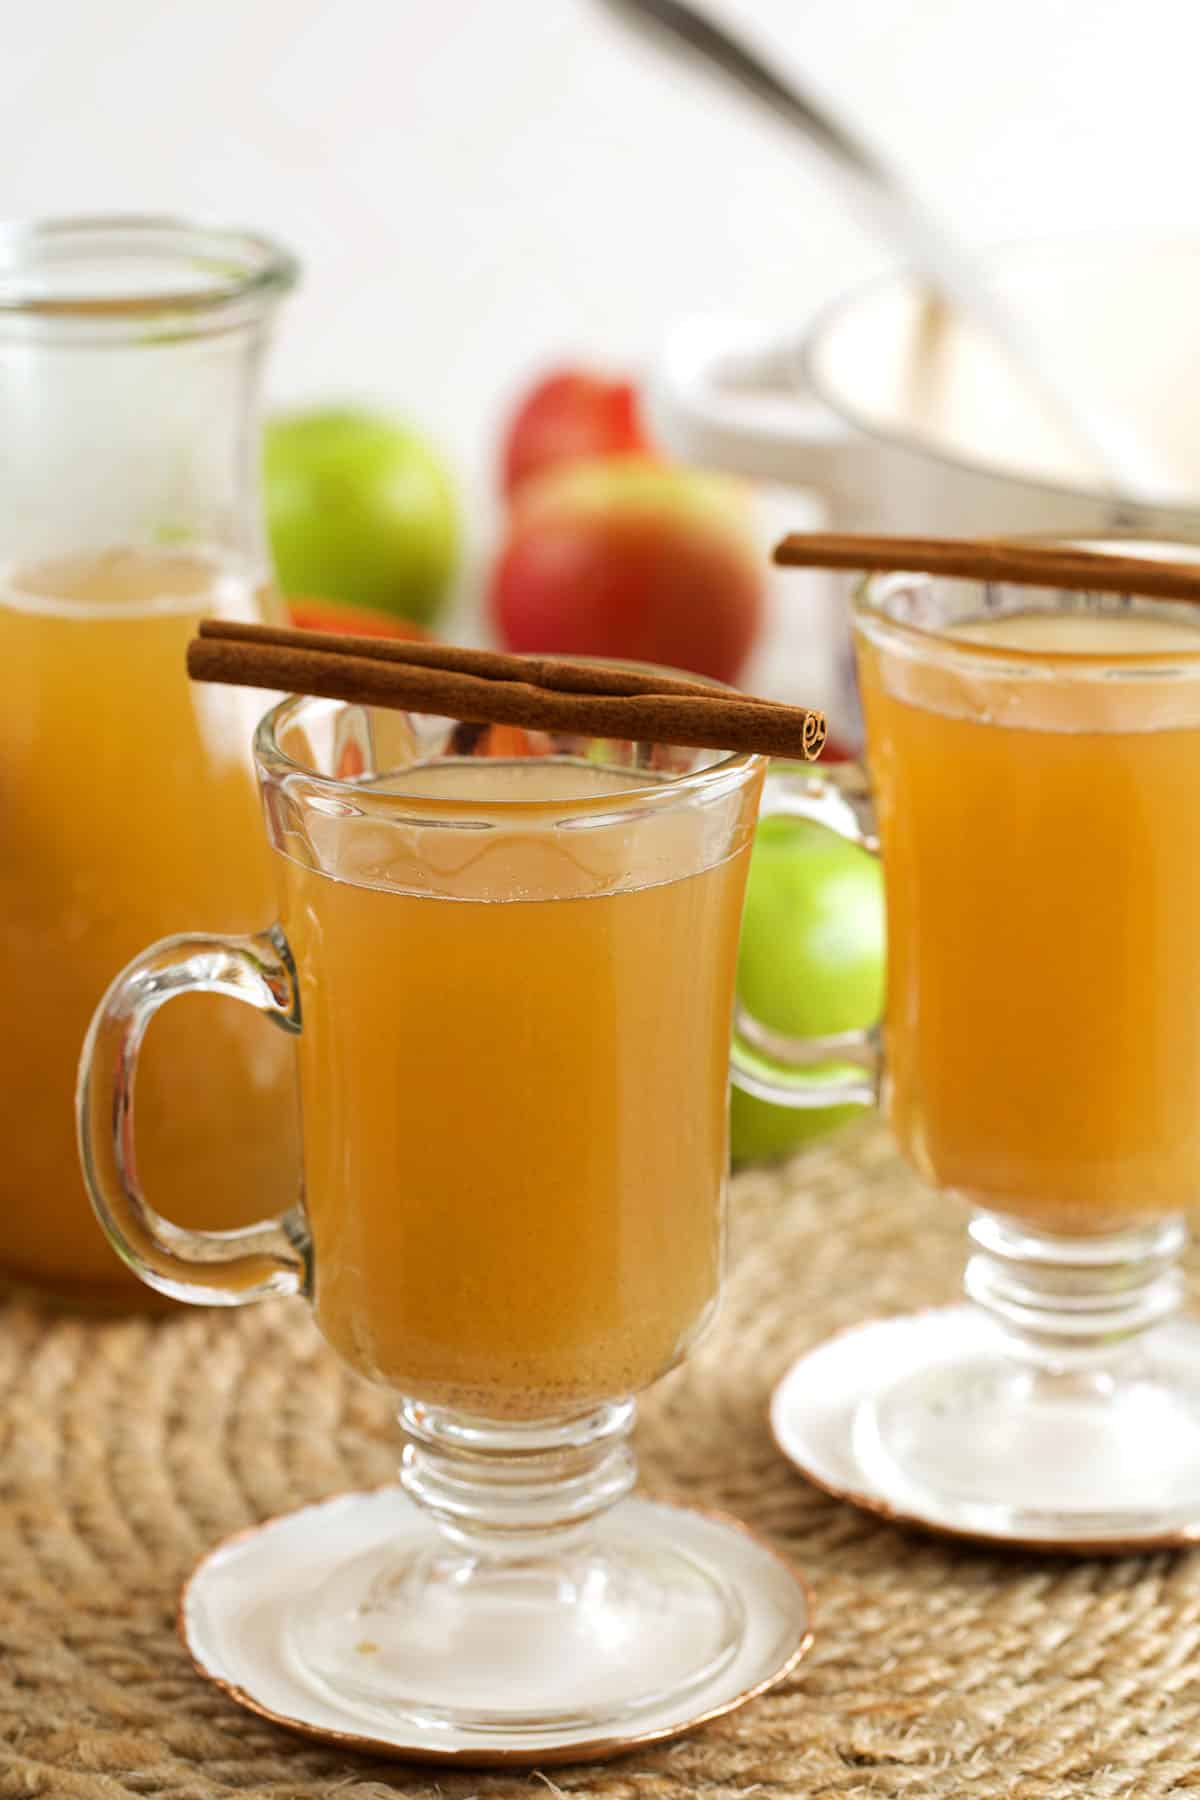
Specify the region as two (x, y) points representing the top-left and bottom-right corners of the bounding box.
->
(800, 232), (1200, 517)
(254, 684), (763, 819)
(854, 533), (1200, 672)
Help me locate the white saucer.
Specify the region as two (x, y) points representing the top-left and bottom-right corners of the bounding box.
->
(181, 1488), (814, 1767)
(770, 1306), (1200, 1554)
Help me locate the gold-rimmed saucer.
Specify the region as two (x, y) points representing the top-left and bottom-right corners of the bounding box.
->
(770, 1306), (1200, 1555)
(180, 1488), (814, 1768)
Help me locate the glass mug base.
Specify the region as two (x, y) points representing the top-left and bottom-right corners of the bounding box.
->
(281, 1399), (743, 1736)
(852, 1314), (1200, 1541)
(183, 1483), (814, 1761)
(283, 1504), (744, 1736)
(852, 1209), (1200, 1541)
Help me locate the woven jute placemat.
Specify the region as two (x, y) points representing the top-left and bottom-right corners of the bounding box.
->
(2, 1120), (1199, 1800)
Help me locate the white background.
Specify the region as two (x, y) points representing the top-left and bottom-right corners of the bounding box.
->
(9, 0), (1200, 505)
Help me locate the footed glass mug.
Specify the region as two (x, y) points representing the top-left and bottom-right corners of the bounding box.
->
(78, 696), (766, 1740)
(732, 561), (1200, 1541)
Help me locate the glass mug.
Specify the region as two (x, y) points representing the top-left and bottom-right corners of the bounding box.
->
(0, 215), (301, 1306)
(732, 560), (1200, 1540)
(78, 697), (766, 1738)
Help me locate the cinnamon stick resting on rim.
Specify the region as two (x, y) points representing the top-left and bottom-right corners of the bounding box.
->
(773, 532), (1200, 602)
(187, 620), (827, 762)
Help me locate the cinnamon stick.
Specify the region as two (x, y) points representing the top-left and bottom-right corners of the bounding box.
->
(186, 625), (826, 762)
(773, 532), (1200, 602)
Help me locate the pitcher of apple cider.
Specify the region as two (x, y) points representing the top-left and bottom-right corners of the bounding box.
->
(0, 216), (301, 1305)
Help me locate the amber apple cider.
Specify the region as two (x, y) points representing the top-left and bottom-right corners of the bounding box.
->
(0, 548), (298, 1301)
(275, 757), (756, 1417)
(859, 607), (1200, 1234)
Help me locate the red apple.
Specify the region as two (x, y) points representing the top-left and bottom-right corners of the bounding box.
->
(287, 597), (430, 640)
(488, 455), (764, 685)
(500, 369), (652, 499)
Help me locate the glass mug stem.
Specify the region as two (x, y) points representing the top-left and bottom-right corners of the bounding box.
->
(964, 1211), (1187, 1366)
(398, 1400), (637, 1552)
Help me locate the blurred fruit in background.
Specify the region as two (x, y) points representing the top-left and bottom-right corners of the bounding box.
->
(287, 597), (431, 639)
(264, 408), (459, 629)
(489, 453), (764, 685)
(730, 814), (884, 1165)
(501, 369), (652, 499)
(491, 364), (766, 684)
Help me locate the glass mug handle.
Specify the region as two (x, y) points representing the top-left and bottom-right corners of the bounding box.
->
(76, 927), (309, 1304)
(729, 764), (882, 1110)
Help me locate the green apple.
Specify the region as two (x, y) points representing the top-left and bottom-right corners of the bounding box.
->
(263, 408), (459, 627)
(730, 812), (885, 1165)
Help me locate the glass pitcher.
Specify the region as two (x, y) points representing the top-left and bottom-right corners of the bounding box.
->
(0, 215), (301, 1306)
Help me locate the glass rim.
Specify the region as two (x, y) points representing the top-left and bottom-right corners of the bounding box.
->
(0, 214), (299, 337)
(254, 687), (762, 820)
(854, 535), (1200, 673)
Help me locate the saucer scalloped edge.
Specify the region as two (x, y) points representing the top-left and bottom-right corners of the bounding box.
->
(180, 1487), (814, 1767)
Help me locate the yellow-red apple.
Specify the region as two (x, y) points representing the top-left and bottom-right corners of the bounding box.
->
(488, 455), (765, 686)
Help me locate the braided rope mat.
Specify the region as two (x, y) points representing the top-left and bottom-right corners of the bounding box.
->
(2, 1122), (1200, 1799)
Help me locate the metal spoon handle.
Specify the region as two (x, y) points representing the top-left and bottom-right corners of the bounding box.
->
(607, 0), (890, 185)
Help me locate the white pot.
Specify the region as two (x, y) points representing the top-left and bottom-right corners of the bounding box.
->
(647, 239), (1200, 730)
